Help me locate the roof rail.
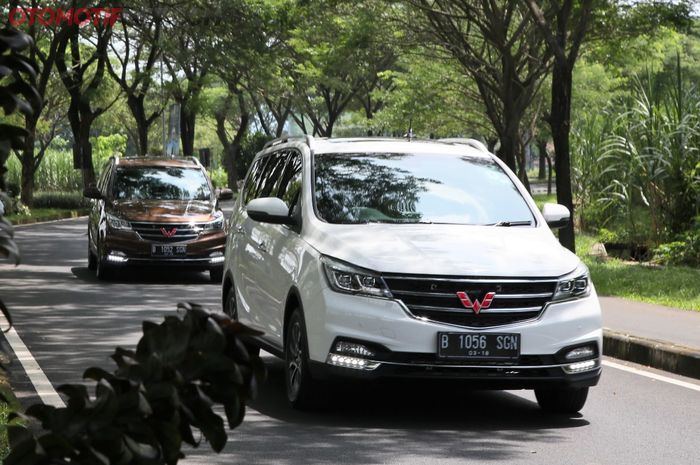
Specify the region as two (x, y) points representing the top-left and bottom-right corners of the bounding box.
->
(263, 134), (315, 151)
(439, 138), (489, 153)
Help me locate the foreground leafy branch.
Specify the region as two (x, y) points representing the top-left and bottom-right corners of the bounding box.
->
(5, 303), (265, 465)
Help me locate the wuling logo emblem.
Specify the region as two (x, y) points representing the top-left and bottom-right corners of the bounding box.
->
(456, 291), (496, 314)
(160, 227), (177, 238)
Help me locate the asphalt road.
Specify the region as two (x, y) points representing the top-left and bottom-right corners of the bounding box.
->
(2, 218), (700, 465)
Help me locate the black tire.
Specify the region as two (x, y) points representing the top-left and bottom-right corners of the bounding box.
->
(87, 236), (97, 271)
(285, 309), (324, 409)
(95, 241), (112, 281)
(224, 285), (260, 357)
(210, 267), (224, 283)
(224, 285), (238, 319)
(535, 387), (589, 414)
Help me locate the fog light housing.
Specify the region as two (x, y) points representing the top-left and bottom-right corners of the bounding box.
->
(563, 359), (598, 374)
(565, 346), (596, 361)
(334, 341), (375, 358)
(209, 252), (225, 264)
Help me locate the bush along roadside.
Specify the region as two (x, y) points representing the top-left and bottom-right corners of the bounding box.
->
(4, 302), (266, 465)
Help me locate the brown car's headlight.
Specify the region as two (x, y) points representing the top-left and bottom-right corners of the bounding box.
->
(202, 212), (225, 231)
(106, 213), (131, 230)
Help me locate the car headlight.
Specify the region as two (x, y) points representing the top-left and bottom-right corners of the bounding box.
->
(202, 211), (225, 230)
(552, 262), (591, 301)
(321, 256), (392, 298)
(106, 213), (131, 230)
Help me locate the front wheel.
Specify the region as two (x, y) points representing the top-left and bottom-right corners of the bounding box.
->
(87, 237), (97, 271)
(95, 241), (113, 281)
(535, 387), (589, 414)
(285, 309), (324, 409)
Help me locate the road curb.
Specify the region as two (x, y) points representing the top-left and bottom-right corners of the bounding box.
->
(603, 328), (700, 380)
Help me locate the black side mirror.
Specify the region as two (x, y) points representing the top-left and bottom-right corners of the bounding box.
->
(83, 186), (103, 200)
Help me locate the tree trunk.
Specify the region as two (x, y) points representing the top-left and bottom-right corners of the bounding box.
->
(551, 63), (575, 252)
(222, 145), (239, 192)
(180, 106), (196, 156)
(128, 95), (150, 156)
(19, 117), (38, 206)
(20, 146), (36, 207)
(79, 126), (96, 189)
(538, 139), (547, 180)
(497, 129), (518, 172)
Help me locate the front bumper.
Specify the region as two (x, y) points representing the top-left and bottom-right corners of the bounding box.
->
(309, 349), (601, 389)
(301, 281), (603, 387)
(102, 229), (226, 270)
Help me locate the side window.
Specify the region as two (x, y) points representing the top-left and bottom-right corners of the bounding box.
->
(242, 157), (265, 205)
(276, 151), (302, 208)
(257, 151), (287, 198)
(97, 161), (113, 195)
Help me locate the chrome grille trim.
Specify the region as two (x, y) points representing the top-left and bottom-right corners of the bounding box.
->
(383, 275), (557, 328)
(130, 221), (205, 243)
(408, 304), (543, 314)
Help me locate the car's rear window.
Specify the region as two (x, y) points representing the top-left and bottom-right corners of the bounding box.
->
(313, 152), (534, 225)
(112, 167), (211, 201)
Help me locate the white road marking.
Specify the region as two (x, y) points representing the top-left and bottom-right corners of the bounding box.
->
(603, 359), (700, 393)
(0, 311), (65, 408)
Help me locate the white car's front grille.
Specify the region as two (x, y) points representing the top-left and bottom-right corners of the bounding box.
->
(383, 276), (557, 328)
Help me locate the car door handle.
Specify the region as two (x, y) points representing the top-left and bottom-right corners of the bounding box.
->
(257, 240), (267, 252)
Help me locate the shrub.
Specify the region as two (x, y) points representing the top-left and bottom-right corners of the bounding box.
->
(208, 167), (228, 189)
(31, 191), (89, 210)
(5, 303), (264, 465)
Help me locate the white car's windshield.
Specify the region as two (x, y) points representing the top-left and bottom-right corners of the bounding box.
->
(313, 152), (534, 226)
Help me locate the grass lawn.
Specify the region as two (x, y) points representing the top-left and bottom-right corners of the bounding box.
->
(6, 207), (89, 224)
(531, 193), (557, 210)
(0, 369), (19, 461)
(576, 234), (700, 311)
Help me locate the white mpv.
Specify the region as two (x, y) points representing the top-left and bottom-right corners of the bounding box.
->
(222, 136), (601, 412)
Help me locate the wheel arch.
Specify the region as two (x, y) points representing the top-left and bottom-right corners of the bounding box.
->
(283, 286), (304, 346)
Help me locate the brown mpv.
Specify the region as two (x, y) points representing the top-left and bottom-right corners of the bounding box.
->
(84, 156), (232, 282)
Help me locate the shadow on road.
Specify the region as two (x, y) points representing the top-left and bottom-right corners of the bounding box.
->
(71, 266), (214, 285)
(185, 357), (587, 464)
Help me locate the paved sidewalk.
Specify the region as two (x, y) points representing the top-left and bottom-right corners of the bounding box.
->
(599, 296), (700, 379)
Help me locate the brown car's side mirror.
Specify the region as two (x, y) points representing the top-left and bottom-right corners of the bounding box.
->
(217, 188), (234, 201)
(83, 185), (103, 200)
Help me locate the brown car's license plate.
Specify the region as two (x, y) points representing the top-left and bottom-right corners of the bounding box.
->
(151, 245), (187, 257)
(437, 332), (520, 360)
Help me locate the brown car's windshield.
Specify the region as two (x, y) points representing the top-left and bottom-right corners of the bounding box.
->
(112, 167), (211, 201)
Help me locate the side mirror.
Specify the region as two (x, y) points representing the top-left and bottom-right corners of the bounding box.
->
(83, 185), (103, 200)
(542, 203), (570, 229)
(246, 197), (295, 225)
(217, 188), (234, 201)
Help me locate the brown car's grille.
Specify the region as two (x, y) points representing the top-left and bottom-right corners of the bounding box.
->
(383, 276), (557, 328)
(131, 222), (203, 243)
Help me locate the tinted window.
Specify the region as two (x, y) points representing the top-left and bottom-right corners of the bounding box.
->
(242, 158), (265, 205)
(112, 167), (211, 201)
(257, 152), (287, 198)
(313, 152), (534, 225)
(276, 151), (302, 206)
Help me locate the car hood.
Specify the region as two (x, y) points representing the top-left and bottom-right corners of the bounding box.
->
(110, 200), (216, 223)
(307, 224), (579, 278)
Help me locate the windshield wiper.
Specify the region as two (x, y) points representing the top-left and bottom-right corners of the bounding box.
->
(490, 220), (533, 227)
